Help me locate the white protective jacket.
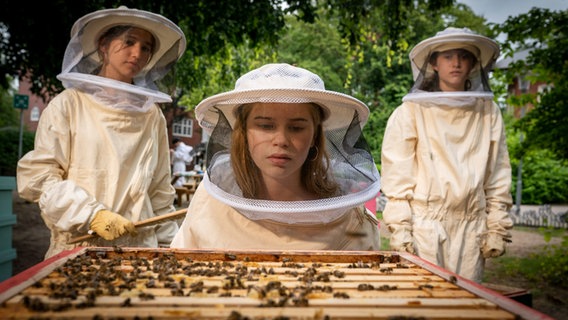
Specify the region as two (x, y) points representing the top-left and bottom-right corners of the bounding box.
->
(171, 142), (193, 187)
(381, 98), (513, 282)
(17, 89), (178, 258)
(171, 185), (381, 251)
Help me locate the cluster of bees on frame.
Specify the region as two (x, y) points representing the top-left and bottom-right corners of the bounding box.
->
(19, 251), (410, 313)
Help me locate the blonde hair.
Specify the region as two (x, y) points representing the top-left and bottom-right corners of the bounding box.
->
(230, 103), (339, 199)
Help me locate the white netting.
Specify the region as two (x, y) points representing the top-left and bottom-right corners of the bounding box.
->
(403, 27), (499, 106)
(57, 6), (186, 105)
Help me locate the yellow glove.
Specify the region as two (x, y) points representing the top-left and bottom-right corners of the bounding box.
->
(90, 210), (137, 241)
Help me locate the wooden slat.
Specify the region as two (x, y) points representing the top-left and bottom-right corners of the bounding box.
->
(0, 305), (517, 319)
(6, 294), (495, 309)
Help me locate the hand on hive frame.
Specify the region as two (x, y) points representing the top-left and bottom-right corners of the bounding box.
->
(90, 210), (137, 241)
(388, 224), (416, 254)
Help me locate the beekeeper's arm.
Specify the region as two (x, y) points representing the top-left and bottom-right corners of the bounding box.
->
(481, 103), (514, 258)
(16, 100), (124, 237)
(381, 105), (416, 254)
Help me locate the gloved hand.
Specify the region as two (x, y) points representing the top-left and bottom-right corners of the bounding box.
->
(90, 210), (137, 241)
(399, 242), (416, 254)
(480, 231), (511, 259)
(388, 224), (416, 254)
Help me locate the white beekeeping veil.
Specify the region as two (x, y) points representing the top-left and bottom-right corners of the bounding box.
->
(57, 6), (186, 112)
(403, 27), (500, 107)
(195, 63), (381, 224)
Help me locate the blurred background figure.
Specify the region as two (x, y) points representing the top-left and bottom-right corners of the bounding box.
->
(170, 138), (194, 187)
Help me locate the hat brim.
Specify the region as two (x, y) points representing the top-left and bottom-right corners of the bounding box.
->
(409, 32), (499, 80)
(195, 88), (370, 135)
(73, 7), (186, 75)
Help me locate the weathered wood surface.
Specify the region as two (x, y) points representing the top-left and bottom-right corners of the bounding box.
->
(0, 247), (553, 319)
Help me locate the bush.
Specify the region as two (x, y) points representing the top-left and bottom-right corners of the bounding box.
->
(0, 127), (35, 176)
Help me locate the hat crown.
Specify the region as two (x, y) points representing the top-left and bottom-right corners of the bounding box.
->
(235, 64), (326, 91)
(435, 27), (475, 37)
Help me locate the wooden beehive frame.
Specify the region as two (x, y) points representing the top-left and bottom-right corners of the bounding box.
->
(0, 247), (552, 319)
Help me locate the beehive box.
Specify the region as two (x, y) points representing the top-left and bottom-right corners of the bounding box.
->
(0, 247), (552, 319)
(0, 176), (17, 282)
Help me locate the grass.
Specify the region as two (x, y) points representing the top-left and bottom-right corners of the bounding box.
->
(379, 235), (390, 250)
(490, 240), (568, 286)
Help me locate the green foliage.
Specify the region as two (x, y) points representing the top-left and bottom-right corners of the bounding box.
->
(495, 8), (568, 161)
(531, 239), (568, 288)
(0, 0), (317, 99)
(177, 41), (277, 111)
(323, 0), (454, 51)
(0, 128), (34, 176)
(506, 112), (568, 204)
(343, 2), (488, 162)
(278, 13), (347, 92)
(0, 85), (20, 128)
(512, 149), (568, 204)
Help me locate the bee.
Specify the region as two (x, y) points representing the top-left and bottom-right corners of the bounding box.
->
(333, 270), (345, 278)
(333, 292), (350, 299)
(358, 283), (374, 291)
(380, 267), (393, 274)
(418, 284), (434, 290)
(120, 297), (132, 307)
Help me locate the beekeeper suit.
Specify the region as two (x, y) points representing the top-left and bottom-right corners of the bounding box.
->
(381, 28), (513, 283)
(171, 139), (193, 187)
(171, 63), (381, 250)
(17, 7), (186, 258)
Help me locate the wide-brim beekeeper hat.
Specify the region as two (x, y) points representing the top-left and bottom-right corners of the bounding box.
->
(59, 6), (186, 92)
(195, 63), (370, 135)
(197, 63), (381, 225)
(409, 27), (499, 81)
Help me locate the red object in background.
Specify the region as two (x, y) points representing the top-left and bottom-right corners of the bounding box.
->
(365, 192), (380, 213)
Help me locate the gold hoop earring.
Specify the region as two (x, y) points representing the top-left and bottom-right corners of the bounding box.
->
(465, 79), (472, 91)
(309, 146), (319, 161)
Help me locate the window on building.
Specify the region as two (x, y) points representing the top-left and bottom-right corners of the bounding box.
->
(30, 106), (40, 122)
(173, 117), (193, 138)
(537, 84), (553, 103)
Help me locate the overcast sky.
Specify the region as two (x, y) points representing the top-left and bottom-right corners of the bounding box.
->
(457, 0), (567, 23)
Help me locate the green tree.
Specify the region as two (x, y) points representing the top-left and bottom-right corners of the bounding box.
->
(0, 80), (19, 128)
(0, 128), (34, 175)
(0, 1), (456, 99)
(272, 2), (489, 163)
(494, 8), (568, 160)
(277, 13), (347, 92)
(343, 2), (489, 161)
(0, 0), (318, 100)
(178, 40), (278, 111)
